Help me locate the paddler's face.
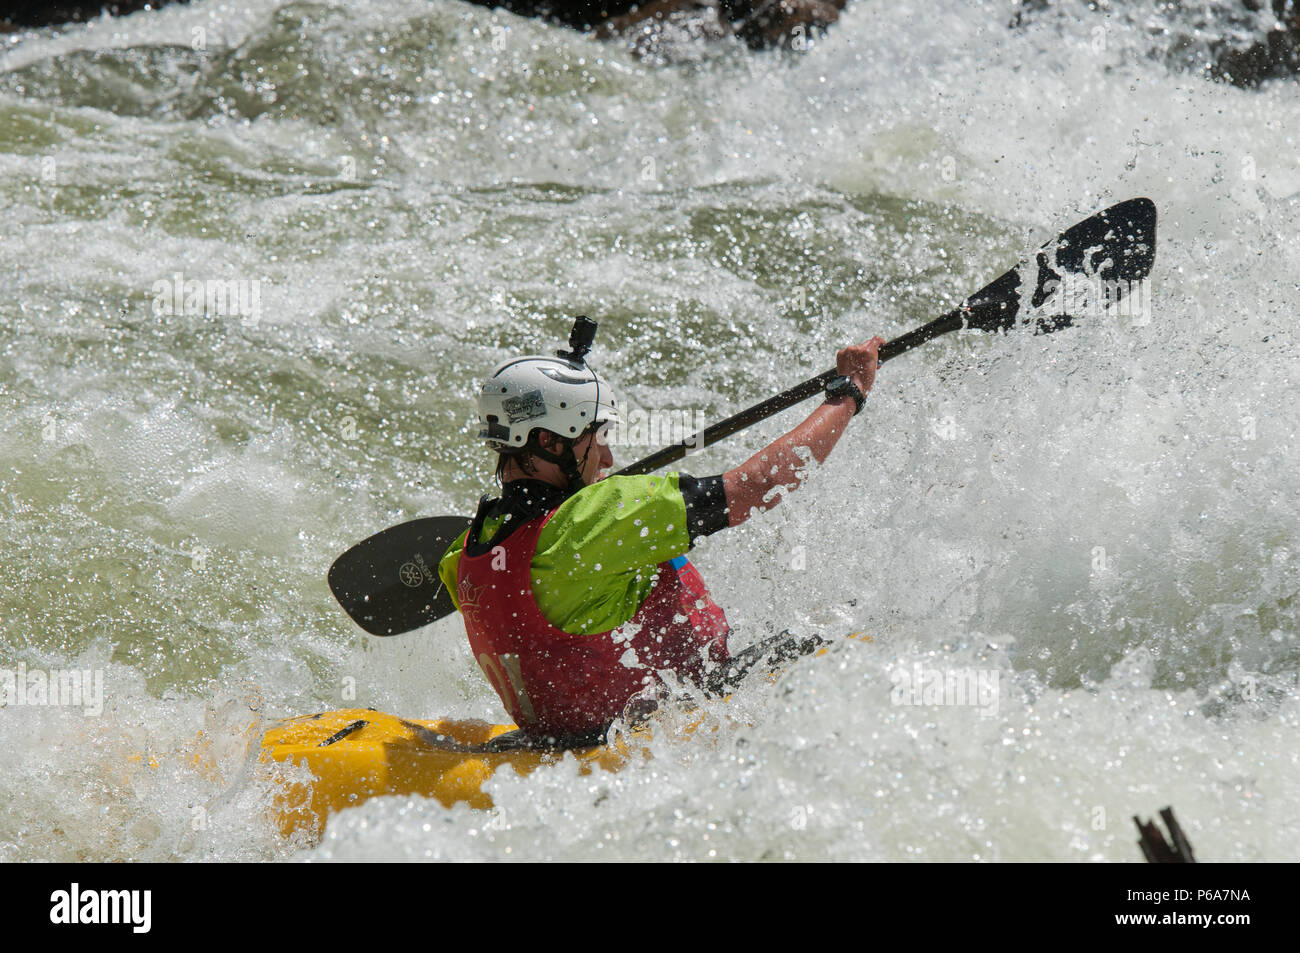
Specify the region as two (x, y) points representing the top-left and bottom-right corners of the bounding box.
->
(574, 422), (615, 483)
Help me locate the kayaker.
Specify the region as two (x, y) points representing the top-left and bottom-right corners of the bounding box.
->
(438, 323), (884, 744)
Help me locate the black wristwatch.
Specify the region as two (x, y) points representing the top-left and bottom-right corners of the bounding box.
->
(825, 375), (867, 415)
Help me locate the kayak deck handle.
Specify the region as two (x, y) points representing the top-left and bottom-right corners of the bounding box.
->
(318, 719), (368, 747)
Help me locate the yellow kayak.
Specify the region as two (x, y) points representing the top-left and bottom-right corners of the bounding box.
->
(259, 708), (635, 839)
(258, 634), (866, 838)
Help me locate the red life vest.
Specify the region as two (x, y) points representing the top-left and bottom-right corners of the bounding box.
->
(456, 508), (730, 739)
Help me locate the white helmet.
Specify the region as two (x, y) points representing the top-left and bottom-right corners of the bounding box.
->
(477, 355), (622, 450)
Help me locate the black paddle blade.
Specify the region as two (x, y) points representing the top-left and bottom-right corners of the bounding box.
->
(327, 516), (471, 635)
(963, 196), (1157, 335)
(875, 197), (1157, 364)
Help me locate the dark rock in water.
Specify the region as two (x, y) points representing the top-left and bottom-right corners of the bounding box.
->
(593, 0), (847, 51)
(2, 0), (844, 52)
(1011, 0), (1300, 87)
(479, 0), (646, 30)
(454, 0), (846, 51)
(1, 1), (192, 30)
(594, 0), (735, 59)
(1209, 1), (1300, 85)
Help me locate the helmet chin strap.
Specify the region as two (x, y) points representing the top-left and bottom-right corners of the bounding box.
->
(530, 435), (590, 493)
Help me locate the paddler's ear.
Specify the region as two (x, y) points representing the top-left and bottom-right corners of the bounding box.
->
(535, 430), (566, 453)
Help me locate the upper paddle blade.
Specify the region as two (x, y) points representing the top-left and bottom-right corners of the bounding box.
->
(327, 516), (471, 635)
(963, 197), (1157, 334)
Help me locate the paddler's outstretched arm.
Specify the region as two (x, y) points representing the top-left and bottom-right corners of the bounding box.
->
(722, 336), (883, 527)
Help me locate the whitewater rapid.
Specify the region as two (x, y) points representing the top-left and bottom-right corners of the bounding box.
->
(1, 0), (1297, 861)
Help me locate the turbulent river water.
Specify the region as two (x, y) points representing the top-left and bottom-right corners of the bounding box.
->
(1, 0), (1297, 861)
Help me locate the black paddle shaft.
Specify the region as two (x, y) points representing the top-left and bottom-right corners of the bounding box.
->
(614, 197), (1156, 476)
(329, 197), (1157, 635)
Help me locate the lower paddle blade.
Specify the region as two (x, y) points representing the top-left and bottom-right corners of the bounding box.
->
(327, 516), (471, 635)
(964, 196), (1157, 335)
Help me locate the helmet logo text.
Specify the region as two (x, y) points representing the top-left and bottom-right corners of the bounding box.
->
(502, 390), (547, 423)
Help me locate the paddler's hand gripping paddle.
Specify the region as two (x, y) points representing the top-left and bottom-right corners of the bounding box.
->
(329, 198), (1157, 636)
